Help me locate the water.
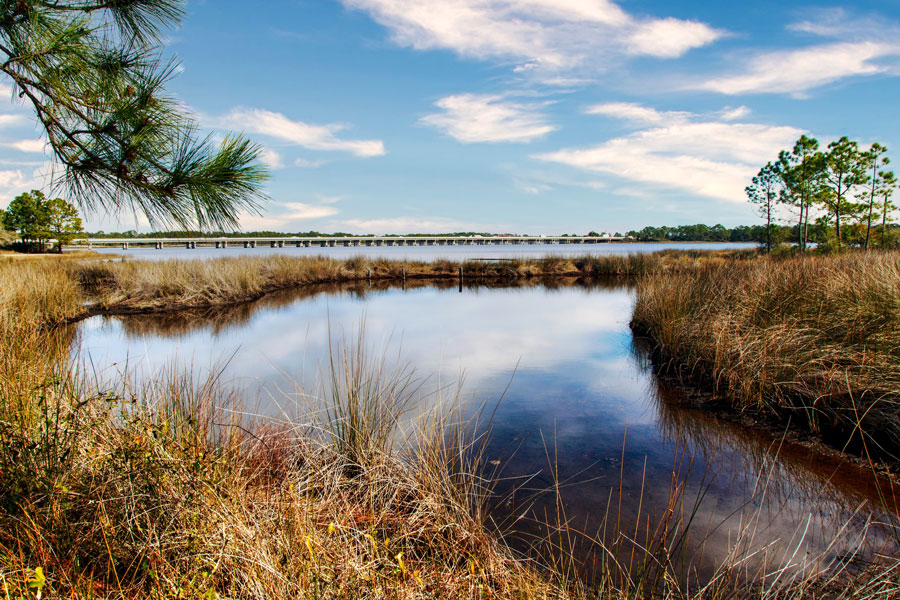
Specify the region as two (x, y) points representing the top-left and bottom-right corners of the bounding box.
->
(84, 241), (757, 262)
(74, 278), (898, 580)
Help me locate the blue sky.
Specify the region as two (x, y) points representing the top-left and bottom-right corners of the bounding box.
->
(1, 0), (899, 234)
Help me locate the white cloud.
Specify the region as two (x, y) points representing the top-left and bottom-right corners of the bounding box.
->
(238, 201), (340, 230)
(517, 181), (551, 195)
(0, 169), (30, 190)
(342, 0), (723, 77)
(282, 202), (340, 220)
(536, 103), (801, 203)
(583, 102), (690, 125)
(259, 148), (284, 169)
(294, 158), (327, 169)
(337, 216), (478, 234)
(698, 41), (898, 95)
(0, 165), (49, 208)
(626, 18), (723, 58)
(719, 105), (750, 121)
(6, 139), (46, 153)
(421, 94), (555, 143)
(222, 108), (386, 158)
(0, 114), (25, 128)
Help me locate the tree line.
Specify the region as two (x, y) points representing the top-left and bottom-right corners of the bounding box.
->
(746, 136), (897, 252)
(1, 190), (83, 252)
(626, 223), (799, 243)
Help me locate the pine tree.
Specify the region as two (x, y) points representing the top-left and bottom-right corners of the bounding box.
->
(820, 137), (866, 247)
(860, 143), (889, 251)
(0, 1), (267, 229)
(745, 162), (780, 253)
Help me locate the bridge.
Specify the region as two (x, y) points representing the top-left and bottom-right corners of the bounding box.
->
(76, 235), (628, 250)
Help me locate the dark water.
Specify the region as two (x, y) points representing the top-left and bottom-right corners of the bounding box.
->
(74, 278), (899, 580)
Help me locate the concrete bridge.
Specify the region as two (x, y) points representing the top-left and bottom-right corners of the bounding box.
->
(76, 235), (627, 250)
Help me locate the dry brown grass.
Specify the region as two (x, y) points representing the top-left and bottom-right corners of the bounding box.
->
(4, 249), (900, 598)
(632, 251), (900, 460)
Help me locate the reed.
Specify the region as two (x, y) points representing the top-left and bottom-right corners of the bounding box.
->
(3, 250), (755, 325)
(632, 251), (900, 460)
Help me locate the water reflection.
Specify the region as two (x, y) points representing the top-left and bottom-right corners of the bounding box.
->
(74, 278), (899, 581)
(87, 241), (757, 263)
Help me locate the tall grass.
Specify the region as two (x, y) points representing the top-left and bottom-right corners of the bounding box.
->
(1, 249), (753, 322)
(4, 249), (900, 597)
(632, 251), (900, 460)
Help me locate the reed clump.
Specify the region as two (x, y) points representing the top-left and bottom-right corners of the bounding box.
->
(0, 339), (566, 599)
(632, 251), (900, 459)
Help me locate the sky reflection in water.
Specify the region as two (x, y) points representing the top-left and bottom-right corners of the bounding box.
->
(75, 279), (898, 580)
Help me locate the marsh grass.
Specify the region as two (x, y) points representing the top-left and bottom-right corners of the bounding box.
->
(2, 249), (754, 325)
(3, 249), (900, 598)
(632, 251), (900, 461)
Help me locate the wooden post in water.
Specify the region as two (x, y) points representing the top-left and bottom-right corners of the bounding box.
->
(458, 266), (463, 293)
(366, 268), (371, 281)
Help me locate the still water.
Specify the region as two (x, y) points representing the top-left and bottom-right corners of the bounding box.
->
(86, 241), (757, 262)
(75, 278), (898, 579)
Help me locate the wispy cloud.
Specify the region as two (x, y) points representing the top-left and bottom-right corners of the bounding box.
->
(336, 216), (487, 234)
(583, 102), (690, 125)
(719, 105), (750, 121)
(421, 94), (555, 143)
(342, 0), (723, 78)
(294, 158), (327, 169)
(535, 103), (801, 203)
(0, 114), (25, 128)
(698, 41), (898, 96)
(238, 199), (341, 230)
(258, 148), (284, 169)
(3, 139), (46, 153)
(696, 10), (900, 96)
(222, 108), (386, 157)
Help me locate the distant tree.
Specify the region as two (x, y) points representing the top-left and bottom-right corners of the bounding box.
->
(0, 0), (267, 229)
(1, 189), (82, 252)
(860, 143), (889, 251)
(778, 136), (822, 251)
(3, 190), (49, 250)
(746, 162), (781, 253)
(879, 170), (898, 247)
(44, 197), (83, 252)
(820, 137), (867, 247)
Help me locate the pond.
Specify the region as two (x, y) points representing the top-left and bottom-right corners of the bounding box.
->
(84, 241), (758, 262)
(74, 277), (899, 582)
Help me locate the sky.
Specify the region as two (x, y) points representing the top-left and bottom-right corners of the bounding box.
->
(1, 0), (899, 234)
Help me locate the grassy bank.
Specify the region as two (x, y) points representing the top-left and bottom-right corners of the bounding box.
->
(632, 251), (900, 462)
(2, 250), (726, 323)
(3, 250), (900, 598)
